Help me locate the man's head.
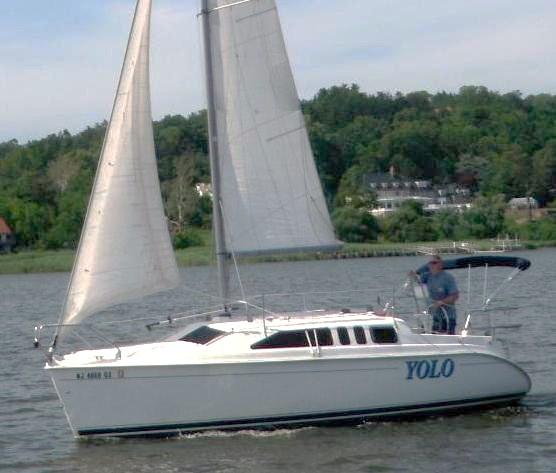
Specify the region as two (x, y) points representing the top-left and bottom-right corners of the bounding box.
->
(428, 255), (443, 274)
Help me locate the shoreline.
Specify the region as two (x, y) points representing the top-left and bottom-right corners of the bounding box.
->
(1, 240), (554, 275)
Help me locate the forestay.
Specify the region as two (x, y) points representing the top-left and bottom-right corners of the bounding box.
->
(57, 0), (179, 332)
(205, 0), (341, 255)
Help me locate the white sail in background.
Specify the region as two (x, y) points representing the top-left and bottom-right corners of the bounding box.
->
(205, 0), (340, 255)
(59, 0), (179, 330)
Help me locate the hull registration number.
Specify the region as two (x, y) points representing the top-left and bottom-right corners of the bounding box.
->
(75, 370), (125, 380)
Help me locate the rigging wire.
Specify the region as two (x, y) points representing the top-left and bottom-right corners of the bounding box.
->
(219, 199), (247, 304)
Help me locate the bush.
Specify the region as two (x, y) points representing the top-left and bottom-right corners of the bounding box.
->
(457, 195), (506, 239)
(189, 195), (212, 228)
(172, 228), (205, 249)
(332, 207), (379, 242)
(432, 209), (462, 240)
(382, 201), (436, 242)
(507, 217), (556, 241)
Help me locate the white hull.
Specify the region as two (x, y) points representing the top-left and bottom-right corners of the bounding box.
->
(49, 351), (530, 437)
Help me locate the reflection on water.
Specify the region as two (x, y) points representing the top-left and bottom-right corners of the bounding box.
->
(2, 249), (556, 473)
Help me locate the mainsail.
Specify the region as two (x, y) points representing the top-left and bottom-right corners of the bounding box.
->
(57, 0), (179, 332)
(204, 0), (340, 256)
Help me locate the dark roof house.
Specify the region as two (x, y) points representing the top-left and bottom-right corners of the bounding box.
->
(0, 217), (16, 252)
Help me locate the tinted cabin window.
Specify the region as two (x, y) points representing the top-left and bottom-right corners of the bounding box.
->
(180, 326), (226, 345)
(252, 330), (314, 349)
(354, 326), (367, 344)
(316, 328), (333, 346)
(337, 327), (350, 345)
(371, 327), (398, 344)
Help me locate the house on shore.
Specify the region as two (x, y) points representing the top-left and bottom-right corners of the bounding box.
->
(364, 170), (472, 217)
(0, 218), (15, 253)
(506, 197), (543, 223)
(508, 197), (539, 210)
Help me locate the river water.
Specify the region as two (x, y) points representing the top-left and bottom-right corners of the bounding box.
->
(1, 250), (555, 473)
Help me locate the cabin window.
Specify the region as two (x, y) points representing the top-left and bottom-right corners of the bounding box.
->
(337, 327), (350, 345)
(251, 330), (313, 349)
(370, 327), (398, 344)
(180, 326), (226, 345)
(316, 328), (333, 346)
(354, 326), (367, 344)
(251, 328), (334, 350)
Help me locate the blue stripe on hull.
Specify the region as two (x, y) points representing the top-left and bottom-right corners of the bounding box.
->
(77, 392), (527, 437)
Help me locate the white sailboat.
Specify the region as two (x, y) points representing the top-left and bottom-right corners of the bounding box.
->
(36, 0), (531, 438)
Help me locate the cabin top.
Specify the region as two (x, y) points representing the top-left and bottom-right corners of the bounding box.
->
(197, 311), (391, 331)
(178, 312), (401, 350)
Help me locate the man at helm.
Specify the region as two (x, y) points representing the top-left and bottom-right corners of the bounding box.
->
(416, 255), (459, 334)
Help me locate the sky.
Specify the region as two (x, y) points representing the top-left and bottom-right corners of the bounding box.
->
(1, 0), (555, 143)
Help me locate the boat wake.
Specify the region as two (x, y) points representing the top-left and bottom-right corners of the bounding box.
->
(479, 404), (531, 420)
(177, 427), (315, 441)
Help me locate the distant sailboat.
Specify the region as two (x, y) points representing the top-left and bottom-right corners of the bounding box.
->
(37, 0), (531, 438)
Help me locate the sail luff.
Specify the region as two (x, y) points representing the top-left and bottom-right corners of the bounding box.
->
(54, 0), (179, 341)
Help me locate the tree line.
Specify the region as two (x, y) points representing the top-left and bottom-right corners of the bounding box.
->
(1, 85), (555, 250)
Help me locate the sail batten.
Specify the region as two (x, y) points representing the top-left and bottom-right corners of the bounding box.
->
(57, 0), (179, 333)
(205, 0), (340, 257)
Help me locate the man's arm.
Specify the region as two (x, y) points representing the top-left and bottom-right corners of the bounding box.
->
(414, 264), (429, 283)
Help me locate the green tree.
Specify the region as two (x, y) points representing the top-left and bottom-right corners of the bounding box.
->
(458, 195), (506, 239)
(381, 121), (441, 179)
(47, 150), (88, 192)
(530, 140), (556, 204)
(455, 153), (490, 191)
(6, 199), (51, 247)
(332, 207), (379, 243)
(432, 210), (462, 240)
(334, 165), (377, 209)
(163, 154), (200, 231)
(382, 201), (436, 242)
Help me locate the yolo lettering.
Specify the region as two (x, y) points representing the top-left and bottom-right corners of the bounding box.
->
(406, 359), (455, 380)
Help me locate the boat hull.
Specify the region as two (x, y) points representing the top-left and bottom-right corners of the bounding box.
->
(48, 352), (530, 438)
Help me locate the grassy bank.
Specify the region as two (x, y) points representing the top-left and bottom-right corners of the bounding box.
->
(1, 239), (555, 275)
(0, 250), (75, 274)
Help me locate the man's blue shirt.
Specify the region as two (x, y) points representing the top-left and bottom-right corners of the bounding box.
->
(419, 270), (458, 302)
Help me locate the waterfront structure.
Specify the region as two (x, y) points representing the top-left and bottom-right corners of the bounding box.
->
(0, 218), (15, 252)
(365, 172), (471, 216)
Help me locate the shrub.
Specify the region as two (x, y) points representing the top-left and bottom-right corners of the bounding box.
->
(173, 228), (205, 249)
(512, 218), (556, 241)
(382, 201), (436, 242)
(432, 209), (462, 240)
(332, 207), (379, 242)
(457, 195), (506, 239)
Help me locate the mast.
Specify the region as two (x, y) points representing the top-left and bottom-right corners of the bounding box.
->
(200, 0), (230, 307)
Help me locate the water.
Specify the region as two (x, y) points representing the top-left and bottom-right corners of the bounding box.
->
(2, 250), (556, 473)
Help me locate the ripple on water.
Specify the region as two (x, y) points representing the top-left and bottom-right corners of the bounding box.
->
(524, 392), (556, 408)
